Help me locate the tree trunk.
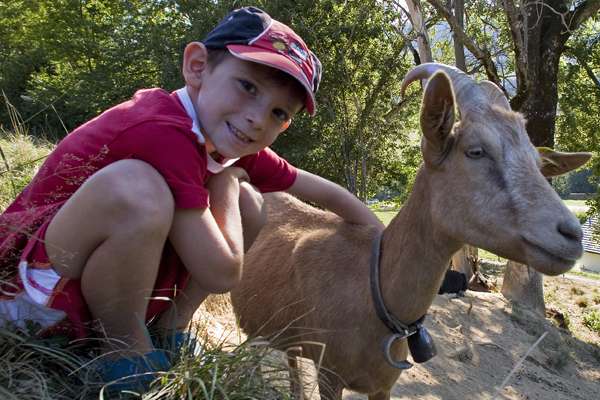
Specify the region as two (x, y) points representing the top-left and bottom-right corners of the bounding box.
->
(501, 261), (545, 316)
(452, 0), (466, 71)
(510, 41), (563, 148)
(451, 244), (477, 282)
(406, 0), (433, 63)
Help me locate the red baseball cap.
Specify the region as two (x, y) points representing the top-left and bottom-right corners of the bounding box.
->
(202, 7), (322, 116)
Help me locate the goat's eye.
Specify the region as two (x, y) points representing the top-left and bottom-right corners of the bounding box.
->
(466, 147), (485, 159)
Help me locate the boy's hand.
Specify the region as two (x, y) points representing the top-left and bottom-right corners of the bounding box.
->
(208, 167), (249, 186)
(224, 167), (250, 183)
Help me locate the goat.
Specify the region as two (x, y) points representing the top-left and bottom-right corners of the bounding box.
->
(230, 64), (591, 400)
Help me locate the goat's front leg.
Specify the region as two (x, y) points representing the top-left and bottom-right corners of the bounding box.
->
(368, 390), (391, 400)
(286, 346), (305, 400)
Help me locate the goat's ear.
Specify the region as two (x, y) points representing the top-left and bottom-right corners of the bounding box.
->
(420, 71), (455, 166)
(537, 147), (593, 177)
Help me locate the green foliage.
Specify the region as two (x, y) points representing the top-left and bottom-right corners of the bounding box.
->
(1, 0), (189, 138)
(552, 169), (597, 199)
(258, 0), (421, 200)
(582, 310), (600, 333)
(0, 0), (423, 199)
(556, 18), (600, 220)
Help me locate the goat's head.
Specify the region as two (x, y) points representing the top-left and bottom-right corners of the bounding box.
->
(401, 63), (591, 275)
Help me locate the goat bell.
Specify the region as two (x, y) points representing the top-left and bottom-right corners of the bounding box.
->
(407, 326), (437, 363)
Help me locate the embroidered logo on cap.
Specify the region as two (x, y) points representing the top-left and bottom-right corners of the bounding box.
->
(272, 40), (287, 51)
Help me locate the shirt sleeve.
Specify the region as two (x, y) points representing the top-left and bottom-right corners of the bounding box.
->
(234, 148), (298, 193)
(112, 120), (210, 209)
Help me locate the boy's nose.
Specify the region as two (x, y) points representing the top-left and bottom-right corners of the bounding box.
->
(245, 105), (269, 131)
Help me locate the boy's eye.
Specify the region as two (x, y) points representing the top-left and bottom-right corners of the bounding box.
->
(273, 108), (289, 122)
(239, 79), (257, 95)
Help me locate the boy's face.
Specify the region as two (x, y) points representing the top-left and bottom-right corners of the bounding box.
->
(190, 50), (304, 159)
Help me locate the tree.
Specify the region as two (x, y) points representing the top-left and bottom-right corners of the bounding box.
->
(0, 0), (189, 138)
(0, 0), (425, 200)
(257, 0), (421, 200)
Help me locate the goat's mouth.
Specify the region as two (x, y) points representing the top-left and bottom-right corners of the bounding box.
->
(521, 237), (579, 275)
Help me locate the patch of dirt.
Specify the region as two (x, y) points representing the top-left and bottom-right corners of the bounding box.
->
(200, 280), (600, 400)
(345, 292), (600, 400)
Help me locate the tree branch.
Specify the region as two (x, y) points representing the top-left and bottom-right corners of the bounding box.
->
(570, 52), (600, 91)
(568, 0), (600, 32)
(425, 0), (506, 94)
(501, 0), (527, 92)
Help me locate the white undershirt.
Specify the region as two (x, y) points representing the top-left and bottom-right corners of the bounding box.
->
(175, 87), (239, 174)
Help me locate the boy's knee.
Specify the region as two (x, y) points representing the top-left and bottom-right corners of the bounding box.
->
(95, 160), (174, 229)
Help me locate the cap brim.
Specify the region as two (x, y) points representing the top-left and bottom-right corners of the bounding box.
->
(227, 45), (316, 116)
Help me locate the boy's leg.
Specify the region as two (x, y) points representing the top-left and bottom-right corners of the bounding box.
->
(153, 181), (266, 331)
(45, 160), (174, 356)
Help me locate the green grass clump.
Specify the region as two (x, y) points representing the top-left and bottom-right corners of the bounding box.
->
(0, 131), (52, 210)
(146, 336), (294, 400)
(583, 310), (600, 333)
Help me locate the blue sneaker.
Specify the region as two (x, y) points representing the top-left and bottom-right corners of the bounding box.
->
(153, 331), (202, 363)
(97, 349), (170, 394)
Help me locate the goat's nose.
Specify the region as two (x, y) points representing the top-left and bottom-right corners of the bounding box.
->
(557, 218), (583, 243)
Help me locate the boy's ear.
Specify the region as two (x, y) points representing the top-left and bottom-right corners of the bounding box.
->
(280, 119), (291, 132)
(182, 42), (209, 89)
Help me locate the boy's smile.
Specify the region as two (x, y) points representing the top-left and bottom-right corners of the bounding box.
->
(189, 53), (304, 159)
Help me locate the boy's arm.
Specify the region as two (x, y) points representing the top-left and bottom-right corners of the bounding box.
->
(286, 169), (385, 231)
(168, 168), (247, 293)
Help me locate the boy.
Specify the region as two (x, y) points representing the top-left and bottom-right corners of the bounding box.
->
(0, 6), (383, 390)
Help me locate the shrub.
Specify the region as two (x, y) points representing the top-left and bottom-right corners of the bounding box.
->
(582, 310), (600, 333)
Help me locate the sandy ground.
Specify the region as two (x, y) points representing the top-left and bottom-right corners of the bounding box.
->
(199, 279), (600, 400)
(343, 291), (599, 400)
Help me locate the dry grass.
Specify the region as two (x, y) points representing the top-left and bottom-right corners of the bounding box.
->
(0, 319), (297, 399)
(0, 327), (96, 400)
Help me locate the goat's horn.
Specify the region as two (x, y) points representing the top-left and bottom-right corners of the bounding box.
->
(479, 81), (511, 110)
(401, 63), (485, 115)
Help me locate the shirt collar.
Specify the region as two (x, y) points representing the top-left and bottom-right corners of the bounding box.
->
(175, 87), (239, 173)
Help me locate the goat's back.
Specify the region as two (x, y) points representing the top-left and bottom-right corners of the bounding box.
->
(231, 192), (376, 350)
